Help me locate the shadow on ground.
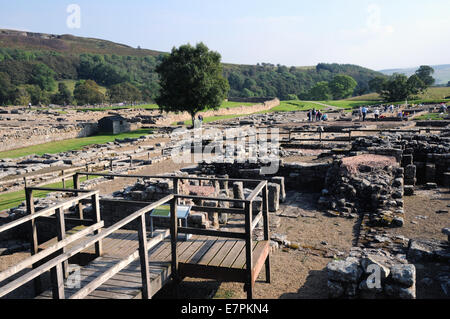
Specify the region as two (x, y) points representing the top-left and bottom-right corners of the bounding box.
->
(279, 269), (328, 299)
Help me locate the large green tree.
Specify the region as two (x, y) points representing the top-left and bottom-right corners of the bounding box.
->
(329, 74), (357, 99)
(29, 63), (56, 91)
(51, 82), (73, 105)
(377, 73), (427, 102)
(155, 43), (230, 126)
(415, 65), (435, 86)
(308, 81), (332, 100)
(74, 80), (104, 105)
(0, 72), (14, 105)
(107, 82), (142, 104)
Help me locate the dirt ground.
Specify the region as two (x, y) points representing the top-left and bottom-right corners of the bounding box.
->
(155, 191), (358, 299)
(1, 150), (448, 299)
(387, 187), (449, 242)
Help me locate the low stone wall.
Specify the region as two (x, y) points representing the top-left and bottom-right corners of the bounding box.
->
(0, 123), (99, 152)
(198, 160), (329, 192)
(154, 98), (280, 126)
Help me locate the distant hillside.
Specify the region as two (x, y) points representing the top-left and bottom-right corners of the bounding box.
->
(0, 29), (385, 104)
(0, 29), (163, 57)
(379, 64), (450, 85)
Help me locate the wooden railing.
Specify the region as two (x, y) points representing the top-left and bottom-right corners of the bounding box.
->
(0, 189), (103, 297)
(0, 194), (174, 299)
(0, 173), (270, 299)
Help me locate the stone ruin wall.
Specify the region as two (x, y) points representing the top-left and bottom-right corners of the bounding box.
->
(153, 98), (280, 126)
(0, 123), (99, 153)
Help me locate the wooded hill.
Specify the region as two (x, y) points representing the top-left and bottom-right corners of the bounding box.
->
(0, 29), (385, 104)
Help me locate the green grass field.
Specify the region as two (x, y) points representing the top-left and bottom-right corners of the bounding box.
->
(175, 100), (328, 125)
(267, 100), (326, 112)
(0, 175), (90, 212)
(0, 129), (153, 159)
(342, 87), (450, 105)
(317, 100), (376, 109)
(413, 112), (449, 121)
(75, 100), (255, 112)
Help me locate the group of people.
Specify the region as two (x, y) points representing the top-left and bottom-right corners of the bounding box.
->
(307, 108), (328, 122)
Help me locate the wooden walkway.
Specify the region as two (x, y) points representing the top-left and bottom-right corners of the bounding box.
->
(36, 229), (269, 299)
(0, 176), (271, 299)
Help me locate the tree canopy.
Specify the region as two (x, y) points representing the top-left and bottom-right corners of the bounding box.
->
(308, 81), (332, 100)
(107, 82), (142, 104)
(415, 65), (435, 86)
(73, 80), (104, 105)
(155, 43), (229, 124)
(51, 82), (73, 105)
(372, 71), (428, 102)
(329, 74), (358, 100)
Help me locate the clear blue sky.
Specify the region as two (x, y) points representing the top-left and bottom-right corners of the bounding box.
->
(1, 0), (449, 70)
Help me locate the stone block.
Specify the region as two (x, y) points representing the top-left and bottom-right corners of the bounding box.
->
(390, 264), (416, 287)
(271, 176), (286, 203)
(327, 257), (362, 283)
(233, 182), (244, 208)
(268, 183), (280, 212)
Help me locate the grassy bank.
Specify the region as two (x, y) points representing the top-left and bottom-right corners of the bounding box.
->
(75, 100), (255, 112)
(0, 128), (153, 159)
(0, 175), (90, 212)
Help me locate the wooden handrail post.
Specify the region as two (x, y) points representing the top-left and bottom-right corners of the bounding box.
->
(110, 159), (113, 171)
(25, 188), (42, 295)
(73, 173), (83, 220)
(262, 183), (271, 283)
(86, 164), (89, 180)
(50, 262), (65, 299)
(137, 214), (151, 299)
(173, 177), (179, 205)
(170, 197), (179, 290)
(55, 208), (68, 279)
(91, 193), (103, 257)
(244, 200), (253, 299)
(61, 170), (65, 188)
(348, 131), (351, 142)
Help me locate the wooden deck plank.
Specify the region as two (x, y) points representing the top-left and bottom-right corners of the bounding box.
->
(220, 241), (245, 268)
(177, 237), (208, 263)
(160, 240), (195, 262)
(100, 232), (129, 254)
(114, 236), (141, 258)
(196, 239), (228, 266)
(231, 241), (257, 269)
(184, 237), (218, 264)
(208, 240), (238, 267)
(103, 232), (138, 257)
(70, 273), (139, 298)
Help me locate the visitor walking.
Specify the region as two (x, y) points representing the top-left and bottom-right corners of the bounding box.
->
(361, 106), (368, 121)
